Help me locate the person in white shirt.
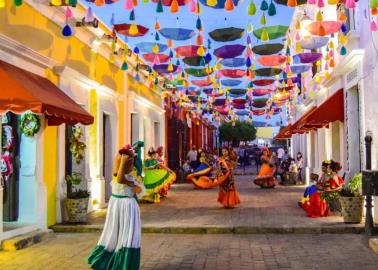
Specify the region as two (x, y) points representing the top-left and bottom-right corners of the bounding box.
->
(277, 147), (285, 164)
(187, 146), (198, 168)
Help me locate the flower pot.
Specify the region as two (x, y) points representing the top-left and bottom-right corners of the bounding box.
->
(65, 197), (89, 223)
(339, 196), (364, 224)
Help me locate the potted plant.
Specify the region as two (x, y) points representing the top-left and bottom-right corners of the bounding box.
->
(339, 173), (364, 224)
(65, 172), (90, 223)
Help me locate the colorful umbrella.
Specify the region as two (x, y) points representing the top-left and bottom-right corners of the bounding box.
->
(235, 110), (249, 116)
(207, 92), (224, 97)
(152, 0), (187, 6)
(202, 88), (213, 94)
(300, 36), (329, 50)
(213, 45), (246, 59)
(253, 79), (275, 86)
(221, 58), (246, 67)
(113, 23), (149, 37)
(213, 99), (227, 106)
(273, 0), (306, 5)
(198, 0), (239, 9)
(290, 64), (312, 74)
(183, 56), (210, 66)
(136, 42), (168, 53)
(191, 78), (212, 87)
(185, 67), (213, 77)
(253, 88), (273, 96)
(252, 43), (284, 55)
(253, 25), (289, 40)
(221, 79), (242, 87)
(153, 64), (178, 74)
(252, 109), (266, 116)
(159, 28), (195, 40)
(142, 53), (170, 64)
(233, 103), (246, 109)
(175, 45), (205, 57)
(221, 69), (246, 78)
(229, 93), (245, 98)
(232, 99), (247, 105)
(306, 21), (342, 36)
(255, 68), (282, 77)
(277, 85), (295, 91)
(86, 0), (118, 4)
(229, 88), (247, 95)
(294, 52), (322, 64)
(257, 55), (286, 67)
(209, 27), (244, 42)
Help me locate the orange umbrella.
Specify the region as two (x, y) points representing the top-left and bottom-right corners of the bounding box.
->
(306, 21), (342, 36)
(257, 55), (287, 67)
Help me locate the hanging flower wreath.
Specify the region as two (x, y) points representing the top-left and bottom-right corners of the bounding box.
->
(2, 125), (14, 151)
(69, 126), (86, 164)
(20, 113), (41, 137)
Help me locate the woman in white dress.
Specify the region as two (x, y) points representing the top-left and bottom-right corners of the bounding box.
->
(88, 145), (145, 270)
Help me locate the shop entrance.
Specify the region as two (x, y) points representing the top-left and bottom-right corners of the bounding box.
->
(103, 113), (113, 201)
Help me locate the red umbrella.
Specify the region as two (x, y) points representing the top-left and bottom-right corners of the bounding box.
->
(306, 21), (342, 36)
(175, 45), (205, 57)
(142, 53), (170, 64)
(152, 0), (188, 6)
(252, 109), (266, 116)
(221, 69), (246, 78)
(191, 78), (212, 87)
(253, 79), (275, 86)
(232, 99), (247, 105)
(253, 88), (273, 96)
(113, 24), (149, 37)
(257, 55), (286, 67)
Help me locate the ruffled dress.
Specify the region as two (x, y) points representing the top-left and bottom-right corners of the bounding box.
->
(254, 158), (277, 188)
(217, 158), (240, 208)
(88, 176), (145, 270)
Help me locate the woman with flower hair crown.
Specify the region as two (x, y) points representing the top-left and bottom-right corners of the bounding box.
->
(88, 145), (145, 270)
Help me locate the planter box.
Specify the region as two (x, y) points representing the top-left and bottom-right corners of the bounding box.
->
(340, 196), (364, 224)
(65, 197), (89, 223)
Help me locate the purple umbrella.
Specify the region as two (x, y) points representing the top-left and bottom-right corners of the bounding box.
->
(153, 64), (178, 74)
(213, 45), (246, 59)
(213, 98), (226, 106)
(294, 53), (322, 64)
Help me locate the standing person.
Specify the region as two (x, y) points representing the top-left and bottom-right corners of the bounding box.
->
(296, 152), (304, 184)
(277, 146), (285, 166)
(218, 147), (240, 208)
(238, 145), (247, 169)
(187, 146), (198, 169)
(88, 145), (145, 270)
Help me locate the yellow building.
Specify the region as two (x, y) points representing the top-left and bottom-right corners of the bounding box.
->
(0, 0), (165, 240)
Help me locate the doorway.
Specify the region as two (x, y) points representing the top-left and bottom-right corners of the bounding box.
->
(103, 113), (113, 201)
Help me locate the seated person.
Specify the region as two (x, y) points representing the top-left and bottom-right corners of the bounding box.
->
(182, 159), (192, 174)
(288, 159), (298, 185)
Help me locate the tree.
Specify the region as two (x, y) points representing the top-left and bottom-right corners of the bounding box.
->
(219, 121), (257, 146)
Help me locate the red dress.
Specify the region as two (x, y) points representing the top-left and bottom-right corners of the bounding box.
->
(217, 158), (240, 208)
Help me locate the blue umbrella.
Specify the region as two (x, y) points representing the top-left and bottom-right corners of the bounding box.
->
(221, 79), (243, 87)
(221, 58), (246, 68)
(159, 28), (195, 41)
(136, 42), (168, 53)
(290, 64), (312, 74)
(199, 0), (239, 9)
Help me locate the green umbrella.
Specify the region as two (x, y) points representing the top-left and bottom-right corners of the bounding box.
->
(253, 25), (289, 40)
(255, 68), (282, 77)
(252, 43), (284, 55)
(228, 88), (247, 95)
(183, 56), (210, 66)
(274, 0), (307, 6)
(185, 68), (213, 77)
(209, 27), (245, 42)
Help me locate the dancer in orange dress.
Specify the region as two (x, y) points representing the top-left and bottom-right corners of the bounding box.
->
(254, 148), (277, 188)
(217, 147), (240, 208)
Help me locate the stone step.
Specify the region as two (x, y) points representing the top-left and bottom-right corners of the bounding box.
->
(369, 238), (378, 254)
(51, 224), (364, 234)
(1, 229), (52, 251)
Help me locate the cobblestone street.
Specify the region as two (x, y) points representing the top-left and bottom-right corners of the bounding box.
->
(1, 233), (378, 270)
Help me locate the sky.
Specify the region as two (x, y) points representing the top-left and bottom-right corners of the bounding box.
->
(79, 0), (295, 126)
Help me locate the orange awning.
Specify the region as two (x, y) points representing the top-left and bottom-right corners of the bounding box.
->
(300, 89), (344, 129)
(275, 124), (292, 140)
(0, 60), (94, 126)
(289, 106), (318, 135)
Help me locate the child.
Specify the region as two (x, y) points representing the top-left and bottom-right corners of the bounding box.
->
(288, 159), (298, 185)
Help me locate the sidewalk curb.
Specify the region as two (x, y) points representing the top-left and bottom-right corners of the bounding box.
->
(51, 224), (364, 234)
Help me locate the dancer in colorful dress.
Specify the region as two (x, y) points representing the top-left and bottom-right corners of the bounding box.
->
(142, 147), (176, 203)
(299, 160), (344, 218)
(218, 147), (240, 208)
(88, 145), (145, 270)
(156, 146), (175, 197)
(254, 148), (277, 188)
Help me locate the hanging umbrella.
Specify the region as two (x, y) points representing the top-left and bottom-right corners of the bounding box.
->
(198, 0), (239, 9)
(209, 27), (244, 42)
(229, 93), (245, 98)
(294, 52), (322, 64)
(185, 68), (213, 77)
(175, 45), (205, 57)
(159, 28), (195, 40)
(280, 77), (301, 84)
(252, 43), (284, 55)
(277, 85), (295, 91)
(252, 98), (268, 108)
(252, 109), (266, 116)
(207, 92), (224, 97)
(153, 64), (178, 74)
(273, 0), (306, 5)
(257, 55), (286, 67)
(235, 110), (249, 116)
(221, 69), (246, 78)
(300, 36), (329, 50)
(253, 79), (275, 86)
(253, 25), (289, 40)
(136, 42), (168, 53)
(221, 79), (242, 86)
(142, 53), (170, 64)
(221, 58), (246, 67)
(191, 78), (212, 87)
(255, 68), (282, 77)
(232, 99), (247, 105)
(233, 103), (246, 109)
(152, 0), (187, 6)
(183, 56), (210, 66)
(253, 88), (273, 96)
(306, 21), (342, 36)
(86, 0), (118, 4)
(290, 64), (312, 74)
(229, 88), (247, 95)
(202, 88), (213, 94)
(213, 99), (227, 106)
(113, 23), (149, 37)
(213, 45), (246, 59)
